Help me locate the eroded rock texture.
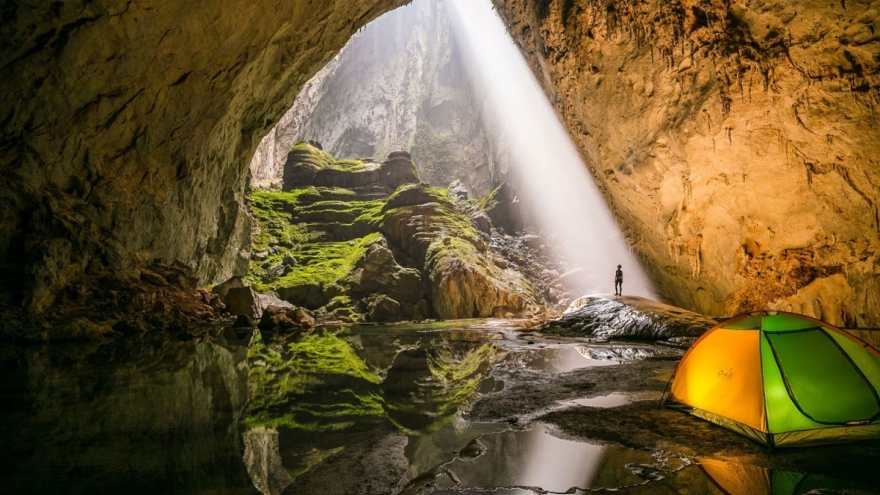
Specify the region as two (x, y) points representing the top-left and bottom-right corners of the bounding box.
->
(0, 0), (407, 314)
(493, 0), (880, 326)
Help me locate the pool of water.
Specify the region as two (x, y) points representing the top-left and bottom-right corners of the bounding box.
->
(0, 322), (875, 495)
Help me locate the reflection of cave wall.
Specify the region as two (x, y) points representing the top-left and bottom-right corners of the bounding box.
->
(0, 0), (406, 313)
(0, 342), (251, 493)
(492, 0), (880, 326)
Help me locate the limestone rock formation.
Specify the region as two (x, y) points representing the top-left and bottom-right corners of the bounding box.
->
(258, 306), (316, 330)
(249, 0), (507, 197)
(223, 286), (263, 321)
(493, 0), (880, 327)
(543, 295), (718, 340)
(1, 0), (408, 315)
(250, 148), (541, 321)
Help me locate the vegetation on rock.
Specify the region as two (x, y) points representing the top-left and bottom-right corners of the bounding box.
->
(247, 142), (542, 322)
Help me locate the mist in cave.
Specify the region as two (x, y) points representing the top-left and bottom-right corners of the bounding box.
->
(445, 0), (656, 297)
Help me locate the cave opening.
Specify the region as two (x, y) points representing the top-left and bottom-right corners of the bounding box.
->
(244, 0), (656, 328)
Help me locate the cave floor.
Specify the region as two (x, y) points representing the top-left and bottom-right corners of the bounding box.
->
(1, 320), (878, 494)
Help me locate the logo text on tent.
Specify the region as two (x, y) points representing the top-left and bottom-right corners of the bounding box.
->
(717, 368), (734, 380)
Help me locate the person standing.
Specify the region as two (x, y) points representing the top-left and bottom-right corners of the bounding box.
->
(614, 265), (623, 296)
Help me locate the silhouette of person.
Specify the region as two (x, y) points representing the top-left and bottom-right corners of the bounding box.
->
(614, 265), (623, 296)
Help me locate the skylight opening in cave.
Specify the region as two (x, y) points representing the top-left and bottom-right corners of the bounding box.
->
(445, 0), (656, 297)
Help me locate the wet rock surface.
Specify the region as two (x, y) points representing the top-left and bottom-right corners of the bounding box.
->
(541, 295), (719, 341)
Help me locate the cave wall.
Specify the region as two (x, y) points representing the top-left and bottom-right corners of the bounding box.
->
(0, 0), (407, 313)
(492, 0), (880, 326)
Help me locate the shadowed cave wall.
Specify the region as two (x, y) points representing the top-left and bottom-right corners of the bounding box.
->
(0, 0), (407, 314)
(2, 0), (879, 326)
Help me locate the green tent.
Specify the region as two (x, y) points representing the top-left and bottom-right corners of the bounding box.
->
(666, 312), (880, 447)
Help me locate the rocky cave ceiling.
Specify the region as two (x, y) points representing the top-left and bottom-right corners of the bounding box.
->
(1, 0), (879, 326)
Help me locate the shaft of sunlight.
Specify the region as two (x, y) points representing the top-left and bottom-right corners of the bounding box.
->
(445, 0), (656, 298)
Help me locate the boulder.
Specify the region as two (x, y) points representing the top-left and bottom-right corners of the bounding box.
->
(448, 180), (469, 201)
(367, 294), (402, 322)
(542, 295), (718, 341)
(212, 276), (245, 300)
(429, 253), (528, 319)
(355, 243), (425, 304)
(378, 153), (420, 189)
(382, 183), (452, 212)
(282, 142), (332, 190)
(259, 305), (316, 330)
(470, 210), (492, 234)
(257, 293), (294, 310)
(224, 287), (263, 320)
(263, 263), (289, 282)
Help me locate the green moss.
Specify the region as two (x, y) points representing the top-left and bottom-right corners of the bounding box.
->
(267, 233), (380, 292)
(289, 141), (336, 168)
(245, 331), (385, 431)
(329, 158), (370, 172)
(478, 184), (502, 211)
(246, 187), (386, 291)
(286, 332), (381, 384)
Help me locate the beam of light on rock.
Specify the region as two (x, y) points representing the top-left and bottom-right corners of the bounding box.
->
(445, 0), (656, 298)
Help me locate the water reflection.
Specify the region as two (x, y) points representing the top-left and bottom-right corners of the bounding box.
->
(242, 326), (503, 494)
(1, 323), (874, 495)
(495, 345), (619, 374)
(0, 337), (256, 495)
(434, 423), (671, 494)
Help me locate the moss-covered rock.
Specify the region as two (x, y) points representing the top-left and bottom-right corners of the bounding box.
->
(249, 147), (540, 321)
(282, 142), (420, 193)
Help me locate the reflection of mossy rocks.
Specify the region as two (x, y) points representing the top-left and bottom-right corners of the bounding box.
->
(480, 182), (523, 234)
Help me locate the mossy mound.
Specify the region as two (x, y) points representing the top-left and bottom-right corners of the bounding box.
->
(247, 146), (540, 322)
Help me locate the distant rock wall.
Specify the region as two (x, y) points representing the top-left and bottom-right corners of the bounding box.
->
(0, 0), (406, 313)
(249, 0), (504, 197)
(493, 0), (880, 327)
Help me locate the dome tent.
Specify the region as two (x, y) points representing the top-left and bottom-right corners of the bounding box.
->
(663, 312), (880, 447)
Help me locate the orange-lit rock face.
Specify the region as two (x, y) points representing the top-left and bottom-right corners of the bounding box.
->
(493, 0), (880, 326)
(0, 0), (406, 312)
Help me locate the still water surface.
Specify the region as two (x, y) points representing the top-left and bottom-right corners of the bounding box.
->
(0, 323), (873, 494)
